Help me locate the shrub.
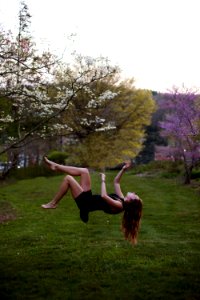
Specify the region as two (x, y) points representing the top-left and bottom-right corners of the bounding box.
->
(47, 151), (69, 164)
(132, 160), (183, 177)
(8, 165), (55, 180)
(191, 169), (200, 179)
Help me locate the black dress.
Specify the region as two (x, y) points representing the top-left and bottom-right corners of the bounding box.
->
(75, 190), (124, 223)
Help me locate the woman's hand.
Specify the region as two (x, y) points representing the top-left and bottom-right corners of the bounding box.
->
(100, 173), (106, 182)
(122, 161), (132, 170)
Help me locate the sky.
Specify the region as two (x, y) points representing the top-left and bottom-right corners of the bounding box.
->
(0, 0), (200, 92)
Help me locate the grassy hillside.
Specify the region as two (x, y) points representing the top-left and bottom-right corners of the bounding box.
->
(0, 172), (200, 299)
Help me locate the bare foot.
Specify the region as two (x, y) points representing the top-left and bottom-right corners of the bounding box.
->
(41, 202), (57, 209)
(43, 156), (57, 171)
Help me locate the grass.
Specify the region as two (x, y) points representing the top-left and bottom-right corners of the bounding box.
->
(0, 171), (200, 300)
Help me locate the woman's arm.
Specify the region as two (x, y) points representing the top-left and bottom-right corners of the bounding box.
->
(114, 162), (131, 198)
(100, 173), (122, 209)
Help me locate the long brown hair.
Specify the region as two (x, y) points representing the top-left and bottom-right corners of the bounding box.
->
(121, 198), (143, 245)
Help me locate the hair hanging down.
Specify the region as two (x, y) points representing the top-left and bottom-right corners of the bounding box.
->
(121, 198), (143, 245)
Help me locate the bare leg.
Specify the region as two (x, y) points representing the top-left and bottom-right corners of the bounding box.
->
(43, 157), (91, 191)
(41, 175), (85, 209)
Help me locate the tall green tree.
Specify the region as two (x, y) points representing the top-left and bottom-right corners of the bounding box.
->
(64, 79), (156, 168)
(135, 92), (168, 164)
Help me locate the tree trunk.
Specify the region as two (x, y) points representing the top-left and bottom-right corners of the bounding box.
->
(183, 165), (193, 184)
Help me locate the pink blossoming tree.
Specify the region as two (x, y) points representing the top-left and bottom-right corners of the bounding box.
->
(159, 86), (200, 184)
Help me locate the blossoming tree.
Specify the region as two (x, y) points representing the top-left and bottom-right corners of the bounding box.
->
(159, 86), (200, 183)
(0, 2), (117, 173)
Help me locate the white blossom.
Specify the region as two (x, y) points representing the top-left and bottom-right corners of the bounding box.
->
(7, 136), (17, 141)
(95, 116), (105, 124)
(80, 118), (91, 126)
(51, 124), (73, 132)
(85, 56), (94, 66)
(98, 90), (118, 101)
(0, 115), (13, 123)
(95, 122), (116, 132)
(86, 99), (98, 108)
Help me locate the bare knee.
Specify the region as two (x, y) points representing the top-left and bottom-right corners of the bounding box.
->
(81, 168), (90, 181)
(64, 175), (73, 183)
(82, 168), (89, 176)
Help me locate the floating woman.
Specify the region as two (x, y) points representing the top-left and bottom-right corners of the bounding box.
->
(42, 157), (143, 245)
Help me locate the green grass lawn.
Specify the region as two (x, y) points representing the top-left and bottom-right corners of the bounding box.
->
(0, 172), (200, 300)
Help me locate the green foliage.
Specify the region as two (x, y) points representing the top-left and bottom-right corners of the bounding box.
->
(132, 160), (184, 178)
(67, 80), (156, 168)
(0, 152), (8, 163)
(0, 174), (199, 299)
(191, 168), (200, 179)
(47, 150), (69, 164)
(135, 93), (168, 164)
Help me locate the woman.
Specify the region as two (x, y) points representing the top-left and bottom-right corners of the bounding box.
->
(42, 157), (143, 245)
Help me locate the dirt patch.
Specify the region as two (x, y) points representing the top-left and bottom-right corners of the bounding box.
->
(0, 201), (17, 223)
